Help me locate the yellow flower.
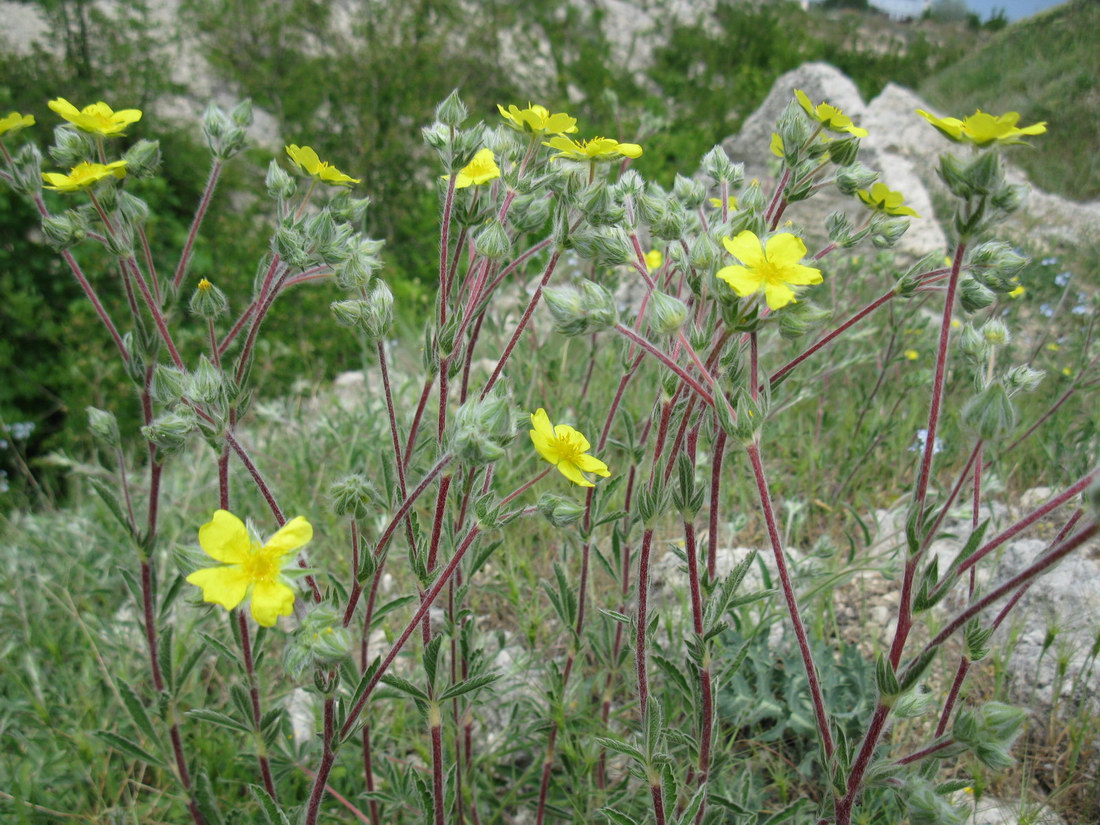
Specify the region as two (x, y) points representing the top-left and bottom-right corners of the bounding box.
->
(197, 278), (213, 292)
(1062, 366), (1072, 377)
(708, 195), (738, 209)
(529, 408), (610, 488)
(1008, 284), (1025, 298)
(916, 108), (1046, 147)
(42, 160), (128, 192)
(0, 111), (35, 137)
(904, 349), (919, 361)
(857, 182), (920, 217)
(716, 230), (823, 311)
(1046, 342), (1061, 351)
(795, 89), (868, 137)
(452, 148), (501, 188)
(951, 319), (961, 328)
(497, 103), (578, 135)
(186, 510), (313, 627)
(544, 135), (643, 162)
(645, 249), (663, 271)
(48, 97), (141, 137)
(286, 144), (360, 187)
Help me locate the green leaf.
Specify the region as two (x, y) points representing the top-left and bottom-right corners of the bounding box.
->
(438, 672), (500, 702)
(249, 784), (291, 825)
(194, 769), (225, 825)
(676, 784), (707, 825)
(380, 674), (429, 703)
(95, 730), (166, 767)
(601, 808), (641, 825)
(88, 477), (135, 537)
(594, 736), (645, 764)
(186, 708), (253, 734)
(199, 631), (238, 662)
(116, 680), (159, 744)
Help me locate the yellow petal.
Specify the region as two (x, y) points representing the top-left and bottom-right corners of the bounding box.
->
(575, 453), (610, 476)
(249, 579), (296, 627)
(555, 424), (590, 453)
(48, 97), (80, 120)
(557, 460), (594, 488)
(765, 233), (808, 266)
(264, 516), (313, 557)
(530, 429), (558, 464)
(716, 265), (761, 297)
(198, 510), (252, 563)
(783, 264), (824, 286)
(763, 282), (797, 310)
(722, 231), (765, 267)
(794, 89), (814, 117)
(186, 566), (250, 610)
(617, 142), (643, 158)
(531, 408), (555, 440)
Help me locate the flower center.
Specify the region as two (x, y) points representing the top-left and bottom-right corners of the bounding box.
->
(243, 550), (279, 584)
(757, 259), (787, 286)
(553, 433), (584, 464)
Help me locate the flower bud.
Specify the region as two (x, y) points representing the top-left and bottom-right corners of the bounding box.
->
(117, 191), (150, 226)
(123, 139), (161, 178)
(49, 126), (94, 168)
(151, 364), (189, 404)
(776, 102), (811, 161)
(779, 300), (831, 339)
(870, 215), (909, 248)
(569, 225), (633, 266)
(141, 408), (197, 455)
(537, 493), (584, 527)
(202, 103), (246, 159)
(651, 202), (688, 241)
(329, 191), (372, 226)
(330, 299), (370, 329)
(362, 280), (394, 342)
(41, 211), (87, 250)
(450, 391), (517, 466)
(826, 136), (860, 167)
(421, 121), (450, 151)
(836, 162), (877, 195)
(578, 183), (625, 226)
(190, 277), (229, 320)
(893, 683), (936, 719)
(689, 232), (721, 273)
(1003, 365), (1044, 395)
(329, 473), (380, 520)
(825, 211), (856, 247)
(186, 355), (227, 406)
(474, 219), (511, 260)
(968, 241), (1027, 291)
(902, 778), (969, 825)
(265, 160), (296, 200)
(509, 193), (551, 233)
(959, 275), (995, 312)
(272, 223), (311, 269)
(738, 178), (766, 213)
(979, 319), (1010, 347)
(543, 280), (617, 336)
(673, 174), (706, 208)
(10, 143), (44, 196)
(86, 406), (120, 448)
(230, 98), (254, 128)
(962, 382), (1015, 439)
(435, 89), (468, 128)
(993, 182), (1027, 213)
(284, 604), (353, 677)
(700, 145), (742, 186)
(647, 290), (689, 335)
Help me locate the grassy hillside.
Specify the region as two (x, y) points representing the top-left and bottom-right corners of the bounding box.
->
(919, 0), (1100, 200)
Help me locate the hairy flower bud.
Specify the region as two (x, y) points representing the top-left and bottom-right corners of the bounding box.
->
(652, 202), (688, 241)
(738, 178), (766, 213)
(190, 277), (229, 320)
(959, 275), (995, 312)
(435, 89), (469, 127)
(329, 473), (380, 520)
(836, 162), (878, 195)
(543, 280), (617, 336)
(41, 211), (87, 250)
(186, 355), (227, 406)
(870, 215), (909, 248)
(673, 174), (706, 208)
(474, 219), (511, 260)
(647, 290), (689, 335)
(450, 391), (517, 466)
(123, 139), (161, 178)
(980, 319), (1010, 347)
(151, 364), (189, 404)
(569, 225), (633, 266)
(230, 98), (254, 128)
(10, 143), (44, 196)
(284, 604), (353, 677)
(779, 300), (831, 339)
(86, 406), (120, 448)
(202, 103), (247, 159)
(689, 232), (721, 273)
(141, 408), (197, 455)
(993, 182), (1027, 213)
(49, 126), (94, 168)
(701, 145), (742, 186)
(1003, 365), (1044, 395)
(578, 183), (625, 226)
(968, 241), (1027, 290)
(265, 160), (296, 200)
(421, 121), (450, 151)
(827, 136), (860, 167)
(509, 193), (551, 233)
(962, 382), (1015, 439)
(537, 493), (585, 527)
(272, 223), (311, 269)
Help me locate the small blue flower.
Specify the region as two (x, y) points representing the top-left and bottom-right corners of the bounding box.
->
(909, 428), (944, 455)
(1040, 257), (1058, 266)
(1039, 304), (1054, 318)
(1054, 271), (1071, 287)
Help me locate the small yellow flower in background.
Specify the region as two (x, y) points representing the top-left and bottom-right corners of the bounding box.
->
(963, 787), (975, 796)
(530, 408), (610, 488)
(904, 349), (920, 361)
(1062, 366), (1073, 377)
(916, 108), (1046, 147)
(186, 510), (313, 627)
(1046, 342), (1061, 351)
(544, 135), (643, 162)
(0, 111), (35, 137)
(645, 249), (663, 271)
(48, 97), (141, 137)
(951, 319), (961, 328)
(794, 89), (868, 137)
(42, 160), (128, 192)
(286, 144), (360, 187)
(1008, 284), (1025, 298)
(451, 148), (501, 188)
(857, 182), (920, 217)
(716, 230), (823, 311)
(497, 103), (578, 135)
(770, 132), (785, 157)
(708, 195), (738, 210)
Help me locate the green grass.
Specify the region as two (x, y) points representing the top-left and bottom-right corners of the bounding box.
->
(919, 0), (1100, 200)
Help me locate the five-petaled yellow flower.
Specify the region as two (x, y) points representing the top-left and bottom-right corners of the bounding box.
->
(498, 103), (578, 135)
(645, 249), (663, 272)
(904, 349), (919, 361)
(857, 182), (920, 217)
(795, 89), (868, 137)
(530, 408), (610, 488)
(186, 510), (314, 627)
(42, 160), (128, 192)
(452, 148), (501, 188)
(544, 136), (643, 162)
(286, 144), (360, 186)
(1008, 284), (1025, 298)
(0, 111), (35, 137)
(48, 98), (142, 137)
(717, 230), (823, 311)
(916, 108), (1046, 147)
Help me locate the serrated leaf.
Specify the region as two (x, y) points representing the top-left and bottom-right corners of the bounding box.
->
(96, 730), (166, 767)
(601, 808), (641, 825)
(380, 674), (429, 703)
(116, 680), (159, 744)
(594, 736), (645, 764)
(249, 784), (289, 825)
(194, 769), (225, 825)
(199, 631), (238, 662)
(187, 708), (253, 734)
(438, 672), (500, 702)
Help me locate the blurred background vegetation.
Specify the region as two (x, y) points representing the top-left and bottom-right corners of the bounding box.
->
(0, 0), (1094, 498)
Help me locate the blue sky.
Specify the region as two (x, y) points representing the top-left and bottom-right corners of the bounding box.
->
(965, 0), (1065, 20)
